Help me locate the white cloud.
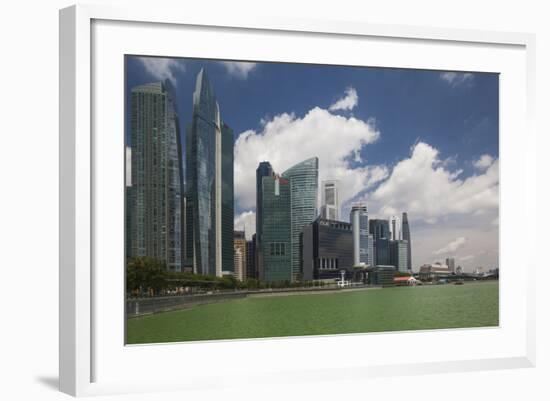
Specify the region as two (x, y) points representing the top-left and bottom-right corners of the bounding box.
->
(369, 142), (499, 224)
(234, 211), (256, 240)
(440, 72), (474, 87)
(221, 61), (257, 79)
(433, 237), (467, 255)
(412, 221), (499, 272)
(473, 154), (495, 170)
(138, 57), (185, 84)
(329, 87), (359, 111)
(234, 107), (386, 210)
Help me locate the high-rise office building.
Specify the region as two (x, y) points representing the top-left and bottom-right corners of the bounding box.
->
(234, 248), (244, 282)
(390, 240), (409, 273)
(255, 161), (274, 281)
(234, 231), (247, 281)
(446, 257), (455, 274)
(390, 215), (402, 241)
(128, 80), (183, 271)
(185, 69), (233, 277)
(350, 204), (372, 266)
(369, 219), (391, 265)
(282, 157), (319, 282)
(301, 217), (353, 281)
(402, 212), (412, 271)
(221, 123), (234, 276)
(125, 146), (132, 259)
(246, 235), (256, 280)
(259, 174), (291, 282)
(320, 180), (340, 221)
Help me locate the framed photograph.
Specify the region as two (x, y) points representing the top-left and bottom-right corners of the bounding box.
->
(59, 4), (536, 397)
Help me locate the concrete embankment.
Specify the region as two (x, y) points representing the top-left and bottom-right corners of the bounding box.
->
(127, 285), (380, 317)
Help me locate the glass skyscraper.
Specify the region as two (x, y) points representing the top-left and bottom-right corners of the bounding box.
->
(402, 212), (412, 271)
(282, 157), (319, 282)
(350, 204), (373, 267)
(369, 219), (391, 265)
(320, 180), (340, 221)
(185, 69), (233, 277)
(390, 240), (409, 273)
(255, 161), (274, 280)
(128, 80), (183, 271)
(221, 123), (234, 276)
(260, 175), (292, 282)
(390, 215), (402, 240)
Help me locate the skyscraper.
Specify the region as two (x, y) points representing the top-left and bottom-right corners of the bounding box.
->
(390, 215), (402, 241)
(282, 157), (319, 282)
(221, 123), (234, 276)
(369, 219), (391, 265)
(128, 80), (183, 271)
(255, 161), (274, 280)
(125, 146), (132, 259)
(350, 204), (372, 266)
(446, 257), (455, 274)
(390, 240), (409, 273)
(402, 212), (412, 271)
(185, 69), (233, 277)
(246, 235), (256, 280)
(234, 230), (247, 281)
(321, 180), (340, 220)
(259, 174), (291, 282)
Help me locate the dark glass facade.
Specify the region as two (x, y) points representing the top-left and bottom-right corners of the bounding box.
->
(369, 219), (391, 266)
(246, 236), (256, 279)
(255, 161), (273, 281)
(128, 81), (183, 271)
(185, 69), (233, 276)
(402, 212), (412, 271)
(221, 123), (234, 275)
(260, 175), (291, 283)
(301, 217), (353, 281)
(367, 265), (397, 287)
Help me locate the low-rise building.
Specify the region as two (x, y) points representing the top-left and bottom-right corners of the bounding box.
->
(419, 263), (450, 281)
(394, 276), (419, 286)
(367, 265), (397, 287)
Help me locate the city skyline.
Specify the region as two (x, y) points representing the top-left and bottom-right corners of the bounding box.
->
(125, 56), (499, 272)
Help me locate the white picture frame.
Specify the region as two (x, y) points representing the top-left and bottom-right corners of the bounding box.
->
(59, 3), (536, 397)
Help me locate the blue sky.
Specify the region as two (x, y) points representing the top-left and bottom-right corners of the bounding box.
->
(125, 56), (499, 271)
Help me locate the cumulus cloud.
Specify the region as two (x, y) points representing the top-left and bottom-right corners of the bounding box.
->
(369, 142), (499, 224)
(473, 154), (495, 170)
(234, 106), (386, 210)
(138, 57), (185, 84)
(234, 211), (256, 240)
(433, 237), (467, 255)
(221, 61), (257, 79)
(329, 87), (359, 111)
(440, 72), (474, 87)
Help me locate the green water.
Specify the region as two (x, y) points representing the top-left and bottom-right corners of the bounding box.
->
(126, 281), (499, 344)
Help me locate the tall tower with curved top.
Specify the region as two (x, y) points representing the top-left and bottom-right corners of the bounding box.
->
(282, 157), (319, 282)
(186, 69), (233, 277)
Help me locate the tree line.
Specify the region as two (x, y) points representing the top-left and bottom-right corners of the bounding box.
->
(126, 257), (325, 297)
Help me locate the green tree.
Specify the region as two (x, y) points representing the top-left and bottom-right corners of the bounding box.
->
(126, 257), (167, 295)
